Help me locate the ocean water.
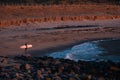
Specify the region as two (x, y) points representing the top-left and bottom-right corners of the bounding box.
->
(49, 39), (120, 62)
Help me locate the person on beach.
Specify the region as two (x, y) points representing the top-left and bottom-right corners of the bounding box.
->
(24, 43), (32, 57)
(20, 43), (32, 57)
(25, 43), (28, 54)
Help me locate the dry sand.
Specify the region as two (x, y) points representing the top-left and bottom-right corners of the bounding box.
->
(0, 19), (120, 56)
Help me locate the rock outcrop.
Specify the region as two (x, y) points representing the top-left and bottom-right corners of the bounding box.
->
(0, 15), (120, 27)
(0, 5), (120, 27)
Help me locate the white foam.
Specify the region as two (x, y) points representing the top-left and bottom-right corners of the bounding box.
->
(49, 39), (120, 62)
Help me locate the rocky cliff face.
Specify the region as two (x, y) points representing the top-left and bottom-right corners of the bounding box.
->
(0, 5), (120, 27)
(0, 15), (120, 27)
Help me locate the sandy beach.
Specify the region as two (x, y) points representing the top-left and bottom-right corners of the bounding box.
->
(0, 19), (120, 56)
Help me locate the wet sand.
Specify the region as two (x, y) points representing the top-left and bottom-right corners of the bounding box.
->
(0, 19), (120, 56)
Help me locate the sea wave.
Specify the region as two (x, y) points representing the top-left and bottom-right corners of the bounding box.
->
(49, 39), (120, 62)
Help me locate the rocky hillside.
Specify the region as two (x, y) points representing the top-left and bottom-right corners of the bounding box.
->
(0, 4), (120, 27)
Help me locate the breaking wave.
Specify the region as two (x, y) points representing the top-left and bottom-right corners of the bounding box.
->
(49, 39), (120, 62)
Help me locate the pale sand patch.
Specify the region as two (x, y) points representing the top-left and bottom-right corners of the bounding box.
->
(0, 19), (120, 56)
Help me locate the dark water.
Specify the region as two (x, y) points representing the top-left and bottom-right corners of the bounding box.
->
(48, 39), (120, 62)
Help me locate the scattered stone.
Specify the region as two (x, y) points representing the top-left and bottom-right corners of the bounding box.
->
(25, 64), (31, 70)
(110, 66), (120, 71)
(1, 58), (8, 64)
(36, 70), (44, 79)
(0, 56), (119, 80)
(14, 65), (20, 70)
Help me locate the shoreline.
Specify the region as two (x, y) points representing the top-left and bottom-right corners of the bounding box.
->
(0, 20), (120, 79)
(29, 37), (120, 57)
(0, 19), (120, 56)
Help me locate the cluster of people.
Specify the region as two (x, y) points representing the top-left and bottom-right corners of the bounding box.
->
(0, 56), (120, 80)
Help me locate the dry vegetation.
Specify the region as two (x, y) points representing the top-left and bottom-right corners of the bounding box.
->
(0, 4), (120, 27)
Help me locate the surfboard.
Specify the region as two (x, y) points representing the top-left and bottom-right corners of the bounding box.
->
(20, 44), (32, 49)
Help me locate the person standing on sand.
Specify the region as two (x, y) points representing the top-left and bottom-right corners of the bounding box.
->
(24, 43), (32, 57)
(25, 43), (28, 54)
(20, 43), (32, 56)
